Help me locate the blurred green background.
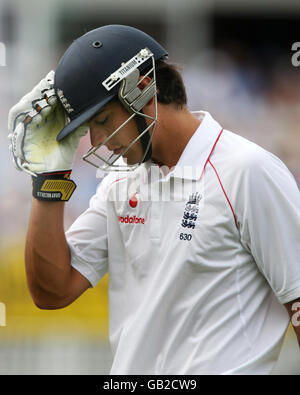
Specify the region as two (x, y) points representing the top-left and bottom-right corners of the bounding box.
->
(0, 0), (300, 374)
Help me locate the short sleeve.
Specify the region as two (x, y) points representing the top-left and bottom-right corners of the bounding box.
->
(66, 176), (110, 287)
(235, 150), (300, 304)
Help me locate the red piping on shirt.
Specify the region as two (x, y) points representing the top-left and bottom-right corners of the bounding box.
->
(208, 159), (238, 230)
(200, 128), (224, 179)
(109, 177), (127, 185)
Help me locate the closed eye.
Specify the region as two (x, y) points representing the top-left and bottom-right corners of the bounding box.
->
(95, 116), (108, 126)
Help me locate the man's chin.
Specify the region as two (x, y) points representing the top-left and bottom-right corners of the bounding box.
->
(122, 153), (143, 166)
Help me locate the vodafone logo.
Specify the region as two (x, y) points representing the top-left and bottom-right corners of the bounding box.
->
(118, 215), (145, 224)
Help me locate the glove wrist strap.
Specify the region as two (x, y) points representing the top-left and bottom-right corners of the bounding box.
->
(32, 171), (76, 202)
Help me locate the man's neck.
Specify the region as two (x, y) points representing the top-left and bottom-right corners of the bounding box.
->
(151, 106), (201, 169)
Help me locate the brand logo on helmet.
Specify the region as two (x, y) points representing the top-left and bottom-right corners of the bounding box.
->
(57, 89), (75, 114)
(102, 48), (153, 92)
(119, 59), (139, 76)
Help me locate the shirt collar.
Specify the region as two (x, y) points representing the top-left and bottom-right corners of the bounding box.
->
(170, 111), (223, 180)
(142, 111), (223, 181)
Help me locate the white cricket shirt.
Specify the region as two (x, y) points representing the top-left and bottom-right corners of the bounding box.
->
(66, 111), (300, 374)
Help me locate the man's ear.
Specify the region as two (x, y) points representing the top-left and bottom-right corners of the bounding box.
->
(137, 75), (151, 90)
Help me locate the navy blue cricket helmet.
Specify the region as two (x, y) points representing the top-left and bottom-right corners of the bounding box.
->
(54, 24), (168, 142)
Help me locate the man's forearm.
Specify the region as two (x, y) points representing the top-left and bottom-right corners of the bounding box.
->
(25, 199), (72, 306)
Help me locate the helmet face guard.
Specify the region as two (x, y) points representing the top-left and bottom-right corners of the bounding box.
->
(82, 48), (158, 172)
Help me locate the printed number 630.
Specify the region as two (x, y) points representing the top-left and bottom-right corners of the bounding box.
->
(179, 233), (192, 241)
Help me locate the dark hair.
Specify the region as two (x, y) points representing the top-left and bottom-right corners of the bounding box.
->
(154, 59), (187, 108)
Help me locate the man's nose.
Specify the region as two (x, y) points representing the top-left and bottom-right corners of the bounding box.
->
(89, 126), (108, 147)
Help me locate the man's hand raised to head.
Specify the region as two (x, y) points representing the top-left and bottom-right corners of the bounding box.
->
(7, 71), (91, 308)
(8, 70), (88, 202)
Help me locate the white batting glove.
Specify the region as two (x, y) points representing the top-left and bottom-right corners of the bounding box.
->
(8, 70), (88, 201)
